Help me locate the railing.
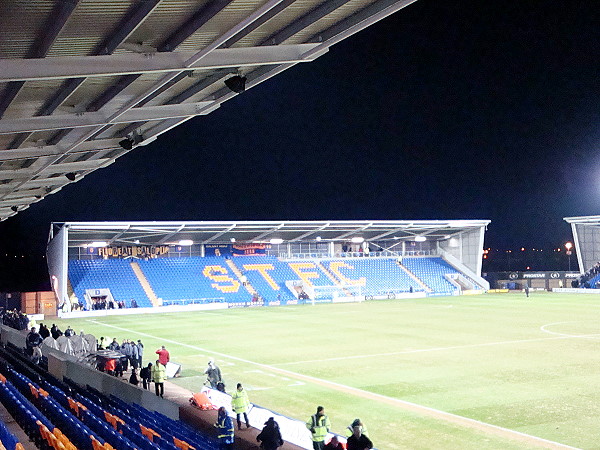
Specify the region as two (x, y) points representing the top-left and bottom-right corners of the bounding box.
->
(160, 297), (225, 306)
(276, 250), (437, 259)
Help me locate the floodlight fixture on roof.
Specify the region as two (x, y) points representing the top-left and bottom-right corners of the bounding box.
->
(224, 75), (246, 93)
(414, 235), (427, 242)
(178, 240), (194, 246)
(351, 236), (364, 243)
(89, 241), (108, 247)
(270, 238), (284, 245)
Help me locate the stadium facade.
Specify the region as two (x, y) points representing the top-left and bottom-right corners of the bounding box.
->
(48, 220), (490, 314)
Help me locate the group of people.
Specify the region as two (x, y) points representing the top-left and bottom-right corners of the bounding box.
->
(0, 309), (29, 330)
(307, 407), (373, 450)
(571, 262), (600, 288)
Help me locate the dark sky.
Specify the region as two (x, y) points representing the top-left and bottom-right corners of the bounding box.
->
(0, 0), (598, 288)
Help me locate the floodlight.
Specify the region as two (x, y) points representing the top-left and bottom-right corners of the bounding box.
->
(316, 236), (322, 241)
(351, 237), (364, 243)
(270, 238), (284, 245)
(414, 236), (427, 242)
(65, 172), (76, 181)
(89, 241), (108, 247)
(230, 238), (236, 243)
(565, 242), (573, 250)
(178, 240), (193, 246)
(10, 206), (18, 212)
(119, 138), (134, 150)
(224, 75), (246, 93)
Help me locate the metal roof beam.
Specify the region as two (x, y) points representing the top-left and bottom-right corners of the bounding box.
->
(203, 224), (237, 244)
(1, 158), (111, 179)
(0, 139), (121, 161)
(0, 0), (80, 119)
(222, 0), (296, 48)
(260, 0), (352, 46)
(0, 44), (322, 82)
(158, 0), (235, 52)
(0, 102), (214, 134)
(306, 0), (418, 45)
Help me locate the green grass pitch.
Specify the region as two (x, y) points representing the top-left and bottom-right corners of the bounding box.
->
(52, 293), (600, 449)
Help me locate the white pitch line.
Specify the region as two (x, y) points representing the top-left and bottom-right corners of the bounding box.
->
(88, 319), (577, 449)
(275, 333), (600, 366)
(540, 321), (600, 339)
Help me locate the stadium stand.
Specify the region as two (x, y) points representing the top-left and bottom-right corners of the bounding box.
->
(69, 260), (151, 308)
(67, 255), (483, 308)
(0, 343), (219, 450)
(402, 257), (470, 293)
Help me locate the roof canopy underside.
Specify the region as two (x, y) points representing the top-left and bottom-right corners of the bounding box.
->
(54, 220), (490, 247)
(0, 0), (418, 221)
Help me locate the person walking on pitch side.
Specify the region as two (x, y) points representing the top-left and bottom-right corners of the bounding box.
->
(152, 359), (166, 397)
(231, 383), (250, 429)
(344, 419), (368, 438)
(214, 406), (234, 449)
(256, 417), (284, 450)
(346, 425), (373, 450)
(204, 359), (222, 389)
(306, 406), (331, 450)
(156, 345), (170, 365)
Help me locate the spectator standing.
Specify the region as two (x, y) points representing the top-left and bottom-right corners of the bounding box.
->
(152, 359), (166, 397)
(231, 383), (250, 429)
(214, 406), (234, 449)
(346, 426), (373, 450)
(26, 327), (43, 363)
(129, 368), (139, 386)
(306, 406), (331, 450)
(204, 360), (222, 389)
(108, 338), (120, 351)
(156, 345), (170, 366)
(137, 339), (144, 367)
(256, 417), (284, 450)
(345, 419), (368, 438)
(64, 326), (74, 337)
(131, 340), (139, 370)
(140, 363), (152, 390)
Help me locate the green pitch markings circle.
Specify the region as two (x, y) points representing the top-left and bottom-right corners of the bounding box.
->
(540, 321), (600, 338)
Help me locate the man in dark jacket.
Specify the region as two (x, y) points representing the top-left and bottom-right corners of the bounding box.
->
(346, 426), (373, 450)
(140, 363), (152, 390)
(26, 327), (43, 362)
(256, 417), (284, 450)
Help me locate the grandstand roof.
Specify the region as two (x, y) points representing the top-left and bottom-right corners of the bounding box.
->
(53, 220), (490, 246)
(0, 0), (417, 222)
(564, 216), (600, 225)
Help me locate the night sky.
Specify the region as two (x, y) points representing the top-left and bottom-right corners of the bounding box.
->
(0, 0), (598, 290)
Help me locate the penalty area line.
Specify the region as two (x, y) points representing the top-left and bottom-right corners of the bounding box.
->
(87, 319), (576, 449)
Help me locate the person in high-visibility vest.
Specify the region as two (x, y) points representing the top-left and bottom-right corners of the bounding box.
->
(214, 406), (234, 449)
(306, 406), (331, 450)
(231, 383), (250, 429)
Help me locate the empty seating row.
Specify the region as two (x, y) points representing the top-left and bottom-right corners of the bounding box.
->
(70, 259), (152, 308)
(0, 345), (219, 450)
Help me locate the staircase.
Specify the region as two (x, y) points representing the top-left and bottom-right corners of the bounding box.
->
(130, 261), (160, 306)
(315, 261), (340, 285)
(225, 259), (257, 295)
(397, 261), (432, 293)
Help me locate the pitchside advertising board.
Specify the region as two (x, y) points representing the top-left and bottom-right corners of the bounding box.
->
(491, 271), (580, 290)
(499, 271), (580, 280)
